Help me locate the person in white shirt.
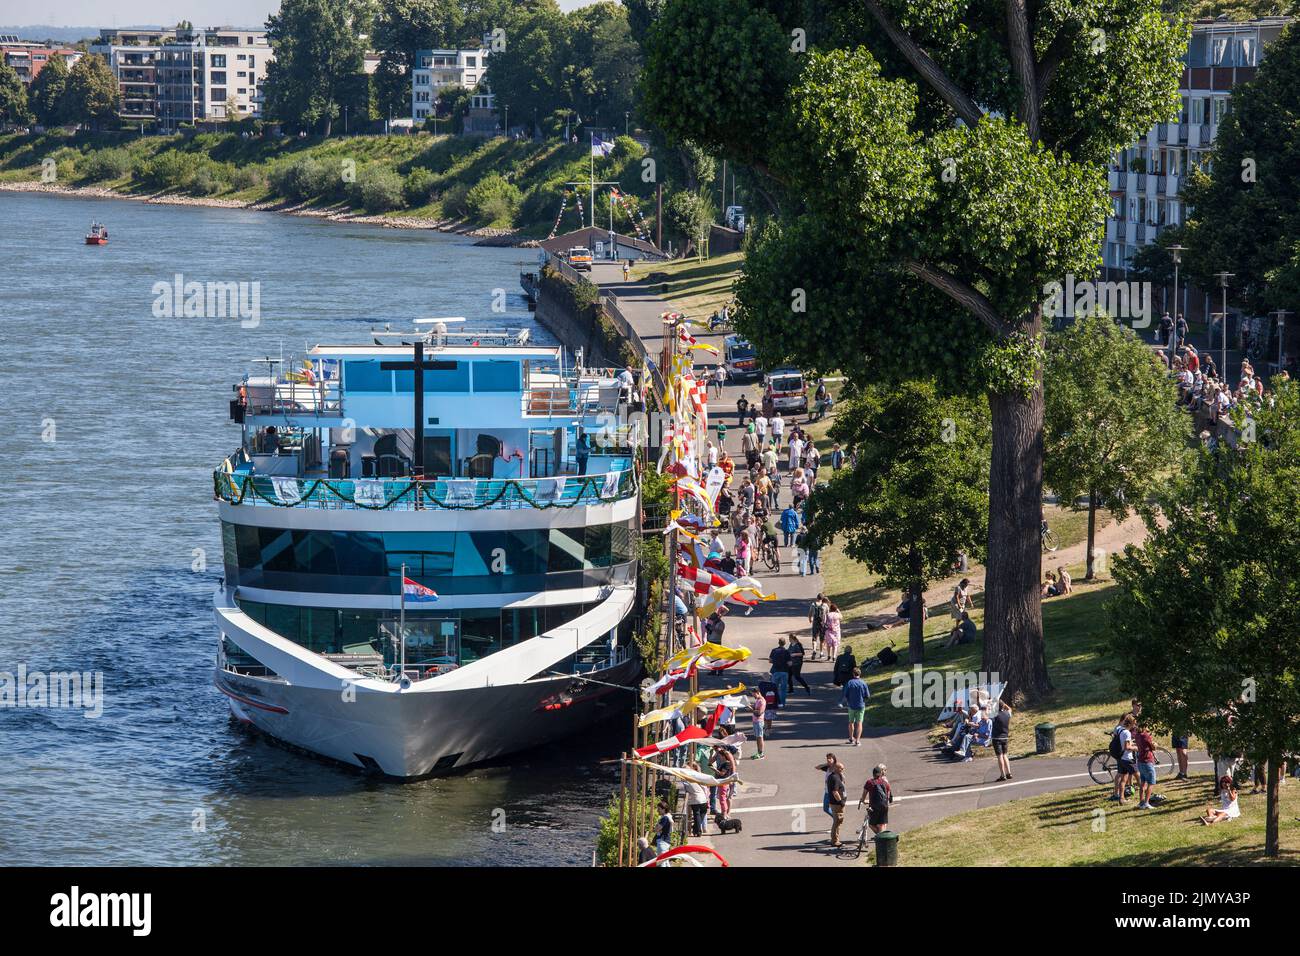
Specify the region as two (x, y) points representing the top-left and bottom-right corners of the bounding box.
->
(706, 440), (718, 468)
(770, 414), (785, 449)
(787, 435), (804, 472)
(755, 414), (768, 441)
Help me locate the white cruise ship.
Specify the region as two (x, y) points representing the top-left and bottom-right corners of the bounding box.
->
(211, 321), (643, 777)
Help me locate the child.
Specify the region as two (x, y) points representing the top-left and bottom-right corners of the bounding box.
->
(1201, 777), (1241, 825)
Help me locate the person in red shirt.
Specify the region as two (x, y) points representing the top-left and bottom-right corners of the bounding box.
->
(1135, 723), (1158, 809)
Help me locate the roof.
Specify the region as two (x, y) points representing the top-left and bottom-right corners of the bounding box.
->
(539, 227), (668, 259)
(307, 344), (561, 360)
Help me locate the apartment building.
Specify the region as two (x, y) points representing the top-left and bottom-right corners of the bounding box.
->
(1104, 15), (1292, 299)
(90, 30), (177, 121)
(1, 36), (81, 85)
(152, 27), (272, 129)
(410, 43), (494, 126)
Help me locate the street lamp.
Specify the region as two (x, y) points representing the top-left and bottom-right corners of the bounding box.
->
(1214, 271), (1233, 384)
(1273, 310), (1293, 378)
(624, 111), (630, 138)
(503, 104), (508, 137)
(1168, 244), (1186, 362)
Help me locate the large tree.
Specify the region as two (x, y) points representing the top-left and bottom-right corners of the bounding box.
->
(482, 0), (569, 133)
(264, 0), (370, 135)
(641, 0), (1187, 700)
(1043, 312), (1191, 579)
(0, 61), (30, 127)
(64, 53), (119, 130)
(809, 381), (990, 664)
(1182, 22), (1300, 312)
(1108, 381), (1300, 858)
(372, 0), (463, 119)
(28, 55), (70, 127)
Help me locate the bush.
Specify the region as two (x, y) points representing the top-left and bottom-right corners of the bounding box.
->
(229, 165), (265, 191)
(438, 180), (471, 218)
(190, 162), (227, 195)
(77, 147), (132, 182)
(402, 166), (437, 207)
(465, 172), (521, 227)
(268, 156), (338, 202)
(350, 165), (404, 212)
(138, 150), (203, 190)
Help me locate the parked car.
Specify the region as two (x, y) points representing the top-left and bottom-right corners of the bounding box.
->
(724, 205), (746, 232)
(764, 367), (808, 414)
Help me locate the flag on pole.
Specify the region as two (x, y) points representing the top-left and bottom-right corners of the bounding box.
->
(591, 133), (614, 157)
(401, 577), (439, 602)
(633, 725), (709, 758)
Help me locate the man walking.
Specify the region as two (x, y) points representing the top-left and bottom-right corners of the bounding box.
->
(749, 686), (766, 759)
(826, 758), (847, 848)
(809, 594), (829, 659)
(769, 637), (791, 706)
(842, 667), (870, 746)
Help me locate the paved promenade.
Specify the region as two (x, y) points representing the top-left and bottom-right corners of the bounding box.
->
(589, 260), (1208, 865)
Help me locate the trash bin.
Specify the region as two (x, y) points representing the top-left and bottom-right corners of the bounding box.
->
(1035, 722), (1056, 754)
(873, 830), (899, 867)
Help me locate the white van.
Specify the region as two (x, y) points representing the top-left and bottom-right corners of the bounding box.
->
(764, 367), (807, 413)
(724, 335), (760, 381)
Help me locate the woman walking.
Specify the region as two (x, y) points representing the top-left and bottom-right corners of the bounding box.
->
(787, 633), (812, 695)
(823, 602), (843, 662)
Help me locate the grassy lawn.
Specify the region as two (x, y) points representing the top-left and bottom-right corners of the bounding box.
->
(896, 773), (1300, 866)
(633, 252), (743, 324)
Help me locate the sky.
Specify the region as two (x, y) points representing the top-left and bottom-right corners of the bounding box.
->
(0, 0), (596, 29)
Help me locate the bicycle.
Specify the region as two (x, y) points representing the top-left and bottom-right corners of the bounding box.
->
(1087, 737), (1175, 787)
(761, 536), (782, 573)
(837, 813), (875, 860)
(1040, 519), (1059, 553)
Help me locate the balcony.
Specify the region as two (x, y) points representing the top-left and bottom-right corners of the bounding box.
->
(214, 465), (637, 511)
(1107, 169), (1127, 192)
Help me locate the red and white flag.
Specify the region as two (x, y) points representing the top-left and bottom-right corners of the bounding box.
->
(633, 725), (708, 758)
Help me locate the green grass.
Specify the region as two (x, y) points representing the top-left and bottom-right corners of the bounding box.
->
(633, 252), (743, 324)
(0, 129), (658, 235)
(897, 773), (1300, 866)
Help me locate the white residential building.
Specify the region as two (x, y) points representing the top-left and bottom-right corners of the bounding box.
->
(156, 27), (273, 130)
(410, 44), (493, 124)
(1104, 15), (1292, 291)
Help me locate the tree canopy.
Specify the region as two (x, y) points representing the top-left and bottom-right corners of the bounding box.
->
(641, 0), (1189, 699)
(809, 380), (990, 663)
(64, 54), (119, 130)
(1043, 311), (1191, 578)
(1108, 381), (1300, 857)
(265, 0), (370, 134)
(0, 61), (30, 127)
(28, 55), (70, 127)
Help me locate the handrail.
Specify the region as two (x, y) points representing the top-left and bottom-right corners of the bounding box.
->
(214, 465), (638, 510)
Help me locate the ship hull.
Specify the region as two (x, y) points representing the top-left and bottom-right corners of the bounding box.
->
(214, 656), (640, 778)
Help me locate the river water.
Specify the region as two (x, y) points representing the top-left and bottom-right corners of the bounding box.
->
(0, 191), (626, 866)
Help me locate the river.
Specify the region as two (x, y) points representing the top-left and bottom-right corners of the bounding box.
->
(0, 191), (626, 866)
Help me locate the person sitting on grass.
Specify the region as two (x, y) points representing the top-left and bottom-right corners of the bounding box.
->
(1201, 777), (1241, 825)
(943, 702), (980, 752)
(1055, 566), (1073, 595)
(1041, 571), (1059, 597)
(943, 610), (978, 649)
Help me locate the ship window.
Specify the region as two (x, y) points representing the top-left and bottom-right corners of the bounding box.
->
(345, 360), (392, 392)
(548, 527), (587, 571)
(258, 527), (296, 572)
(460, 609), (502, 663)
(333, 531), (386, 576)
(234, 523), (262, 569)
(585, 524), (613, 568)
(473, 360), (520, 392)
(384, 531), (455, 577)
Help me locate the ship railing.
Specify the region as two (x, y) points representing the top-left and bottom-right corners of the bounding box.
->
(245, 380), (343, 418)
(213, 466), (638, 510)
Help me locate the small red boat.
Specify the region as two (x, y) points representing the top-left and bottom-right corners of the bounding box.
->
(85, 221), (109, 245)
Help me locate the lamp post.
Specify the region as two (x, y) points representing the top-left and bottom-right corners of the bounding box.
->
(1273, 309), (1293, 378)
(624, 111), (629, 138)
(503, 104), (508, 137)
(1214, 271), (1233, 384)
(1168, 244), (1185, 363)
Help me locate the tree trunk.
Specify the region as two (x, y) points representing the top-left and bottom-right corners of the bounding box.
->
(908, 580), (925, 665)
(1085, 487), (1097, 580)
(1266, 756), (1280, 857)
(323, 114), (332, 137)
(982, 381), (1052, 702)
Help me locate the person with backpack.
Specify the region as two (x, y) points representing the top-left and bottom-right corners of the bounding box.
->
(832, 646), (857, 687)
(769, 637), (791, 706)
(1109, 713), (1138, 803)
(1134, 722), (1159, 810)
(809, 594), (829, 659)
(858, 764), (893, 836)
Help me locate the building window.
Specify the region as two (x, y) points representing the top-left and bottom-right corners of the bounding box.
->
(212, 54), (226, 67)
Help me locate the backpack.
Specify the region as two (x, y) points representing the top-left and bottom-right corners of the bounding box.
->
(867, 779), (890, 812)
(1108, 727), (1125, 760)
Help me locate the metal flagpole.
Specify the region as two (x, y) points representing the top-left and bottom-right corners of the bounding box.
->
(590, 134), (596, 229)
(399, 562), (407, 681)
